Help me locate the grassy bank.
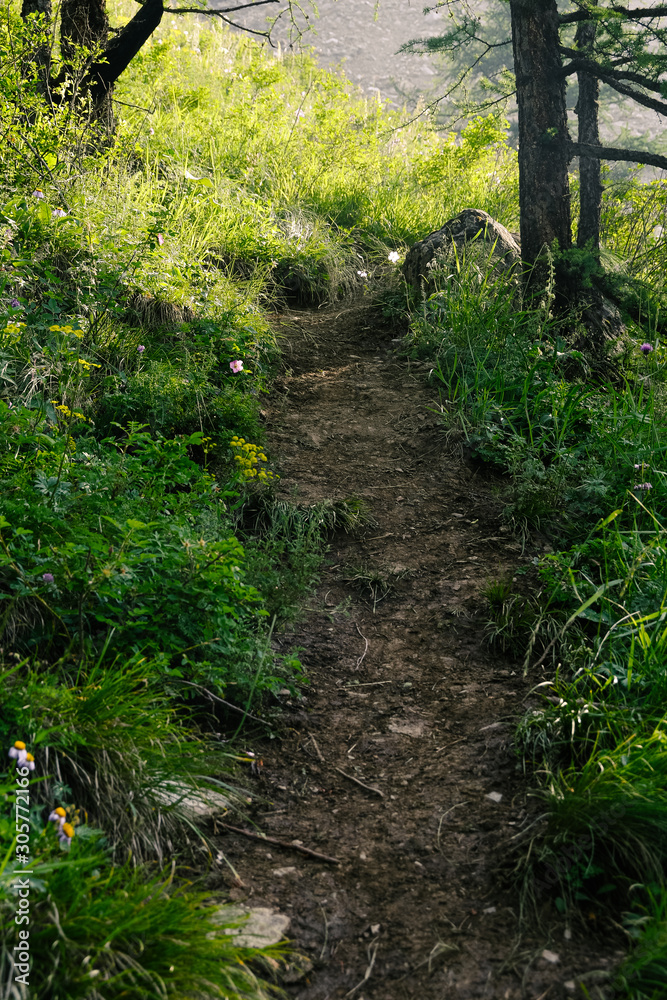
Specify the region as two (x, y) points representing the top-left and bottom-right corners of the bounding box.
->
(404, 177), (667, 993)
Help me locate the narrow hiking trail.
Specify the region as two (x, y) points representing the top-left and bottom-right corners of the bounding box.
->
(214, 302), (621, 999)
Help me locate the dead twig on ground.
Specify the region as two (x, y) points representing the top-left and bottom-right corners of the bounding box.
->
(335, 767), (384, 798)
(355, 622), (369, 669)
(319, 906), (329, 961)
(307, 732), (325, 762)
(436, 802), (471, 851)
(219, 823), (341, 865)
(344, 939), (379, 997)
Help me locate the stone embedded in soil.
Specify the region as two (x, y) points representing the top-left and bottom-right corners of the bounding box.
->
(150, 781), (231, 819)
(387, 719), (426, 737)
(211, 905), (291, 948)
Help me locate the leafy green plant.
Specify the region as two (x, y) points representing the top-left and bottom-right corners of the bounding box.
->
(0, 509), (267, 688)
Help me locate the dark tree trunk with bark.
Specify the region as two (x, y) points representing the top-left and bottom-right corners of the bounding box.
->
(86, 0), (163, 116)
(59, 0), (111, 125)
(48, 0), (164, 130)
(510, 0), (572, 273)
(60, 0), (109, 62)
(21, 0), (52, 95)
(574, 20), (603, 253)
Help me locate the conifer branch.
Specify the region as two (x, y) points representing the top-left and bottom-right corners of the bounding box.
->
(569, 140), (667, 172)
(560, 50), (667, 94)
(560, 5), (667, 24)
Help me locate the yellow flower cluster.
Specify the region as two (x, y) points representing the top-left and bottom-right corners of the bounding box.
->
(230, 437), (276, 483)
(2, 321), (25, 345)
(50, 401), (87, 421)
(49, 324), (84, 339)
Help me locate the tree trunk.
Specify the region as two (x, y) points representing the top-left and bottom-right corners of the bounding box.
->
(510, 0), (572, 274)
(574, 20), (603, 253)
(21, 0), (52, 95)
(86, 0), (164, 117)
(51, 0), (164, 131)
(58, 0), (111, 125)
(60, 0), (109, 63)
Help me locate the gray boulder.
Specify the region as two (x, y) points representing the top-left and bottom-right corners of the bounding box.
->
(403, 209), (521, 289)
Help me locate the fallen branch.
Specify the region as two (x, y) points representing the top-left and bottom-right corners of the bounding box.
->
(220, 823), (341, 865)
(335, 767), (384, 798)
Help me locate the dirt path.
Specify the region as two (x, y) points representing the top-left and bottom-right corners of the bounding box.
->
(214, 302), (619, 999)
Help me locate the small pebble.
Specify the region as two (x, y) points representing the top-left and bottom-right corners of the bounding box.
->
(486, 791), (503, 803)
(542, 949), (559, 964)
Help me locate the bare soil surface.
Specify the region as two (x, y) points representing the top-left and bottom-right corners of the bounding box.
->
(213, 300), (622, 999)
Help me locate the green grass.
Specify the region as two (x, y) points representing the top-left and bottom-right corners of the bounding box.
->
(0, 815), (285, 999)
(4, 0), (667, 991)
(0, 657), (255, 864)
(399, 189), (667, 993)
